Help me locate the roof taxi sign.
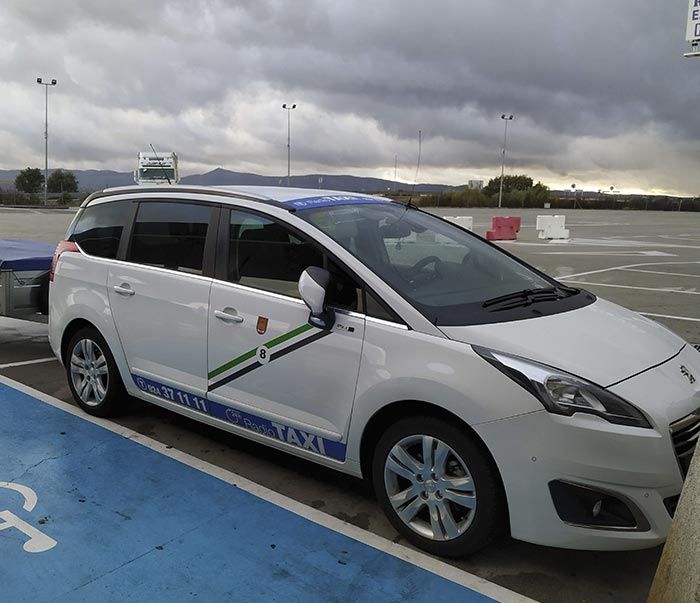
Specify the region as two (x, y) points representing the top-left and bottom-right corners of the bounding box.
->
(134, 151), (179, 185)
(686, 0), (700, 57)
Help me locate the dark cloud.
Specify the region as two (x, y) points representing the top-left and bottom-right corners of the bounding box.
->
(0, 0), (698, 194)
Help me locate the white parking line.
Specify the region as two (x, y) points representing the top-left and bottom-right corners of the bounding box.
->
(559, 261), (700, 281)
(568, 238), (700, 250)
(562, 281), (700, 295)
(0, 374), (533, 603)
(0, 357), (56, 369)
(620, 268), (700, 278)
(506, 239), (700, 250)
(540, 251), (675, 257)
(658, 235), (700, 241)
(641, 313), (700, 323)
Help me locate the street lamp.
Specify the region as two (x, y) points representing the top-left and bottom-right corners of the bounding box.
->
(282, 103), (297, 186)
(498, 114), (514, 209)
(394, 154), (398, 192)
(37, 77), (57, 206)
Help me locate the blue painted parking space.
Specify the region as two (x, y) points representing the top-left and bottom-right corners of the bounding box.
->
(0, 381), (495, 602)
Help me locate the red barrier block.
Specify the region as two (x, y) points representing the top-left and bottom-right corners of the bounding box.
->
(486, 216), (521, 241)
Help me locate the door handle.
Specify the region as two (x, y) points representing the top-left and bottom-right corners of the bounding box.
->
(113, 284), (135, 296)
(214, 309), (244, 323)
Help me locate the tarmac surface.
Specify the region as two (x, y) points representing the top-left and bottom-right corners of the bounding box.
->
(2, 205), (700, 602)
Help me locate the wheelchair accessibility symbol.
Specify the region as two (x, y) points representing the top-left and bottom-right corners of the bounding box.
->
(0, 481), (57, 553)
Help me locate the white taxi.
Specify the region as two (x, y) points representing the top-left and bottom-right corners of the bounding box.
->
(48, 186), (699, 557)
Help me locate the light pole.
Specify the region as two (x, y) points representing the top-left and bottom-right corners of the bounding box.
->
(282, 103), (296, 186)
(498, 114), (514, 209)
(37, 77), (57, 206)
(394, 154), (398, 192)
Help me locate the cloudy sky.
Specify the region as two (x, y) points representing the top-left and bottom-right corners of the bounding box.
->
(1, 1), (698, 195)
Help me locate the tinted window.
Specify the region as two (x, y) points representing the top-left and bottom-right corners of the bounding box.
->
(301, 203), (592, 326)
(364, 291), (398, 322)
(70, 200), (131, 259)
(229, 210), (324, 298)
(325, 260), (361, 311)
(128, 202), (210, 275)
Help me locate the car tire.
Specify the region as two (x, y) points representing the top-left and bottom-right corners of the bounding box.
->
(372, 415), (505, 557)
(65, 327), (127, 418)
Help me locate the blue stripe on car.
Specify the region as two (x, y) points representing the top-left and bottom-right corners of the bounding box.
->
(132, 374), (346, 461)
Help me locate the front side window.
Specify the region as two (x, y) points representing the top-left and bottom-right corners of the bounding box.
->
(300, 203), (592, 326)
(128, 202), (211, 275)
(228, 210), (324, 299)
(227, 210), (362, 311)
(70, 200), (132, 259)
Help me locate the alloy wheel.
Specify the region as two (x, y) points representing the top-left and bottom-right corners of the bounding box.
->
(383, 434), (477, 541)
(70, 338), (109, 407)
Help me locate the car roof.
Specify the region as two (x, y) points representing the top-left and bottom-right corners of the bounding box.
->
(85, 185), (394, 211)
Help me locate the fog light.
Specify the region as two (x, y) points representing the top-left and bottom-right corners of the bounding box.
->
(549, 480), (649, 531)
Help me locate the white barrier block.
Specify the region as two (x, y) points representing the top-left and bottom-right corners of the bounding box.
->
(536, 215), (569, 240)
(444, 216), (474, 231)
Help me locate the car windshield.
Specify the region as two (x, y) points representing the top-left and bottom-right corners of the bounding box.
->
(300, 202), (577, 326)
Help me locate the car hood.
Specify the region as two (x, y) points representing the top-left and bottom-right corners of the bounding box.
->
(440, 298), (685, 387)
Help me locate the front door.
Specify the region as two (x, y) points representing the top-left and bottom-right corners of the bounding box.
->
(206, 209), (365, 462)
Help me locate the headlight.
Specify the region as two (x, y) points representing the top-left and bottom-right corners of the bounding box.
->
(473, 346), (651, 428)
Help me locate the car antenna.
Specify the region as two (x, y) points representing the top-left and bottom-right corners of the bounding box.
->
(149, 144), (171, 184)
(406, 129), (421, 208)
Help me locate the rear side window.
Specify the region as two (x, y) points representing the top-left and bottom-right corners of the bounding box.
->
(128, 202), (211, 275)
(70, 200), (131, 259)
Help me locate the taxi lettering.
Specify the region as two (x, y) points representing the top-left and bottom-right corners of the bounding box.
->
(271, 422), (327, 455)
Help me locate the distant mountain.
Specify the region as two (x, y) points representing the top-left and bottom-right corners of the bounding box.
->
(181, 168), (456, 193)
(0, 167), (458, 194)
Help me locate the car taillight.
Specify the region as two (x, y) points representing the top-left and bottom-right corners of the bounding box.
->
(49, 240), (79, 282)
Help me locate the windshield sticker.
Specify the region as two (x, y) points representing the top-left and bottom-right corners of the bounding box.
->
(285, 195), (390, 210)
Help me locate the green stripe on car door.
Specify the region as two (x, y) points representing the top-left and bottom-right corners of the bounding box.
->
(208, 348), (257, 380)
(207, 323), (314, 380)
(263, 323), (313, 349)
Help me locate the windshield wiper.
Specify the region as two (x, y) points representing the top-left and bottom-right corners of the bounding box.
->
(482, 286), (579, 311)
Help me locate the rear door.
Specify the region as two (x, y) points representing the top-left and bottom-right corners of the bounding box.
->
(108, 200), (217, 398)
(206, 208), (365, 461)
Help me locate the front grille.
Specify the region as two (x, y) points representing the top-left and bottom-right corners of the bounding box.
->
(670, 410), (700, 477)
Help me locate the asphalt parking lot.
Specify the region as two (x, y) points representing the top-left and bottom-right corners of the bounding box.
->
(3, 205), (699, 602)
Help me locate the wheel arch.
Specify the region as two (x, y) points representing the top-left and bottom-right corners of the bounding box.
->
(359, 400), (508, 515)
(60, 318), (100, 364)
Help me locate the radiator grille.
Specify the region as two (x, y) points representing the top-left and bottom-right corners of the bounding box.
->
(670, 411), (700, 477)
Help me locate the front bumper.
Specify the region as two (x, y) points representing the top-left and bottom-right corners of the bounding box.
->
(473, 347), (700, 550)
(474, 410), (681, 550)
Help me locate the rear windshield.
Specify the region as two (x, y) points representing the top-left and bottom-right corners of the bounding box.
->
(300, 203), (593, 326)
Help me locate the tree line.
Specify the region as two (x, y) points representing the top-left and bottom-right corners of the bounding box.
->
(10, 167), (79, 205)
(406, 174), (552, 208)
(396, 174), (699, 211)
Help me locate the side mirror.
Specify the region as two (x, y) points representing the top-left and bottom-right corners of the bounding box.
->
(298, 267), (335, 330)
